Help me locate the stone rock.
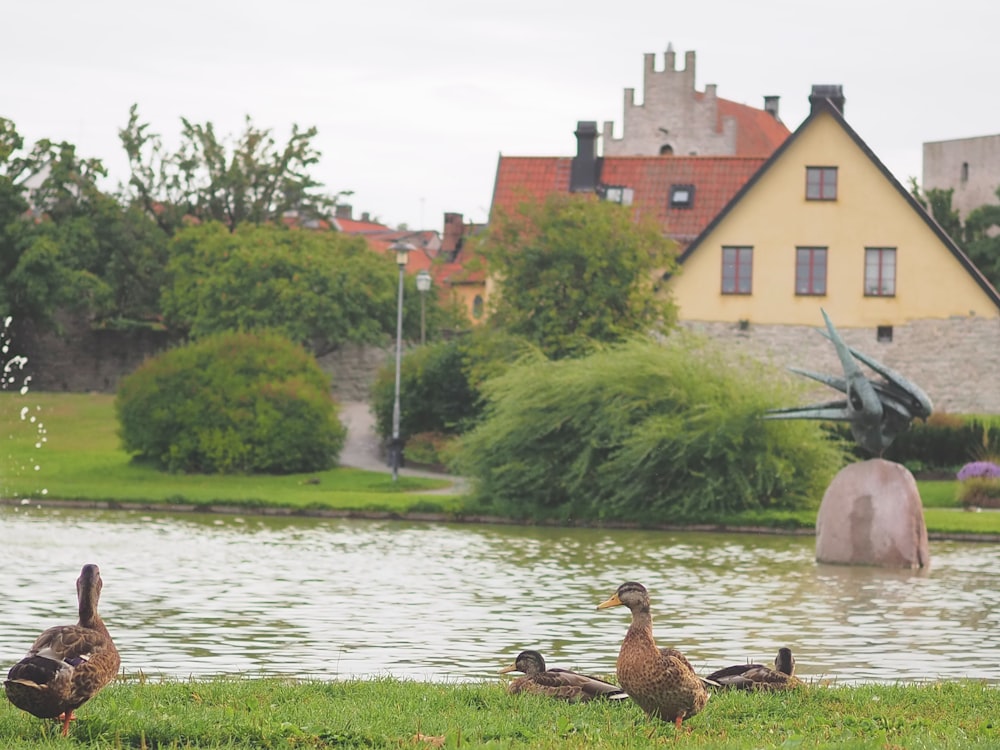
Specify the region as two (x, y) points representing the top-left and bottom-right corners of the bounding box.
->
(815, 459), (930, 568)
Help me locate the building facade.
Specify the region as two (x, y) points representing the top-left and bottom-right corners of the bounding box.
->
(923, 134), (1000, 219)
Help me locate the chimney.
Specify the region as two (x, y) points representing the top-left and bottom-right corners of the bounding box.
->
(763, 95), (780, 119)
(361, 211), (370, 222)
(442, 212), (465, 256)
(570, 121), (599, 193)
(809, 85), (845, 115)
(335, 204), (353, 219)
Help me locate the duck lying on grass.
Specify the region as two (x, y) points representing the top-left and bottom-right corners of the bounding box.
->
(499, 649), (628, 702)
(597, 581), (714, 729)
(706, 647), (804, 691)
(4, 564), (120, 736)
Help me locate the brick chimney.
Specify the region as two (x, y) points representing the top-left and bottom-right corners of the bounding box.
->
(570, 121), (599, 193)
(809, 85), (845, 115)
(763, 95), (780, 120)
(335, 204), (353, 219)
(441, 212), (465, 257)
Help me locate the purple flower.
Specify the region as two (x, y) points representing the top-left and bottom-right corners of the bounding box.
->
(957, 461), (1000, 481)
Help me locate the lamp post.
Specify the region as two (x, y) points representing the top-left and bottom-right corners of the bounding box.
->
(416, 270), (432, 346)
(389, 241), (413, 482)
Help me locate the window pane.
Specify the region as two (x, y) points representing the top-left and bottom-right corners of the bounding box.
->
(722, 247), (752, 294)
(865, 248), (896, 297)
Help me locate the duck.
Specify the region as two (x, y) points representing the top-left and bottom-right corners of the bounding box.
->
(4, 564), (120, 736)
(499, 649), (628, 702)
(597, 581), (712, 729)
(706, 647), (803, 691)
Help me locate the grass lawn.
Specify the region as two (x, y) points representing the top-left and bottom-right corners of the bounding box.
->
(2, 392), (999, 537)
(1, 392), (461, 515)
(0, 676), (997, 749)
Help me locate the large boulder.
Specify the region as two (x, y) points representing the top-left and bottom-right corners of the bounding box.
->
(815, 459), (930, 568)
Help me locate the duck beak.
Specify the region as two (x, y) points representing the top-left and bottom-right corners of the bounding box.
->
(597, 592), (623, 610)
(498, 663), (517, 674)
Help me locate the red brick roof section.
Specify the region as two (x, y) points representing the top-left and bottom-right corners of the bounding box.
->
(716, 98), (790, 157)
(491, 154), (766, 250)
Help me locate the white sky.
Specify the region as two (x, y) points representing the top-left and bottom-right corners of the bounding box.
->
(3, 0), (998, 231)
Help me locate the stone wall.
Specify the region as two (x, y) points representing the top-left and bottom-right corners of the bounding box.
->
(8, 315), (391, 403)
(681, 316), (1000, 415)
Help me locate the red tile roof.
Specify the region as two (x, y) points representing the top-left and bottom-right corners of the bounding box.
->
(491, 154), (767, 250)
(710, 96), (790, 157)
(332, 216), (391, 234)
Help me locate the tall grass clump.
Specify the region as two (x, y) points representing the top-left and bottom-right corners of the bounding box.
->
(453, 335), (849, 523)
(116, 330), (346, 474)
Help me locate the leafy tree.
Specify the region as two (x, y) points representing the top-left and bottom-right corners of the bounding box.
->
(162, 222), (430, 354)
(116, 330), (345, 474)
(119, 105), (347, 234)
(477, 194), (678, 359)
(909, 179), (963, 242)
(452, 335), (848, 523)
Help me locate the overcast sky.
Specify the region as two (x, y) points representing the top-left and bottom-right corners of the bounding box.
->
(4, 0), (998, 231)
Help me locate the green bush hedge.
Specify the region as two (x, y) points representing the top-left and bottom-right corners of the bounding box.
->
(116, 331), (346, 474)
(451, 335), (849, 523)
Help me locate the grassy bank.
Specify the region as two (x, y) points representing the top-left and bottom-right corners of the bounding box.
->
(3, 392), (1000, 537)
(2, 677), (998, 749)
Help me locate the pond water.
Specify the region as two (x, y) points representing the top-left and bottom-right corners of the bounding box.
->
(1, 504), (998, 685)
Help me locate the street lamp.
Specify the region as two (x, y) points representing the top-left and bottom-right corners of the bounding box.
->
(389, 241), (413, 482)
(416, 270), (432, 345)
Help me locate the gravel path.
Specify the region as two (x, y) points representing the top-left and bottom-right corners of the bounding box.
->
(337, 401), (467, 493)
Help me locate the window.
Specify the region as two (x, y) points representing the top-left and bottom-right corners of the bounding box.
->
(865, 247), (896, 296)
(806, 166), (838, 200)
(472, 295), (484, 319)
(670, 184), (695, 208)
(877, 325), (893, 343)
(601, 185), (634, 205)
(722, 246), (753, 294)
(961, 162), (969, 183)
(795, 247), (827, 295)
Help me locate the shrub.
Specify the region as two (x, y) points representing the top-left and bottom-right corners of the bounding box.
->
(116, 330), (346, 474)
(451, 335), (849, 523)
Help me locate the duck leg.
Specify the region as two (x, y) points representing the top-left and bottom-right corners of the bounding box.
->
(59, 710), (75, 736)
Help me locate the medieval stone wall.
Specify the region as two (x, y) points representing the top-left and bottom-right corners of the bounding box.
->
(680, 316), (1000, 415)
(8, 315), (390, 403)
(922, 134), (1000, 220)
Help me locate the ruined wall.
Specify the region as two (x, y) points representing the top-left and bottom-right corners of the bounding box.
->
(923, 134), (1000, 220)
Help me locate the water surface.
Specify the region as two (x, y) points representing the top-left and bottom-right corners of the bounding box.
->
(1, 505), (997, 684)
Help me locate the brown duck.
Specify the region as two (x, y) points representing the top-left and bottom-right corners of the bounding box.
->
(4, 564), (120, 736)
(706, 647), (804, 691)
(597, 581), (711, 729)
(499, 649), (628, 702)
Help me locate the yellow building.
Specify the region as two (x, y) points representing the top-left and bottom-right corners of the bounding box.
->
(671, 86), (1000, 326)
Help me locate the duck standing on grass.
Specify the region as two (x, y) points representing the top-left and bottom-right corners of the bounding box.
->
(499, 649), (628, 702)
(4, 564), (120, 736)
(706, 647), (803, 691)
(597, 581), (711, 729)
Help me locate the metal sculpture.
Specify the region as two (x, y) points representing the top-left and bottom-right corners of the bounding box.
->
(764, 309), (933, 456)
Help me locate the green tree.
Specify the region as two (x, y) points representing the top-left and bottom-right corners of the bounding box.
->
(119, 105), (347, 234)
(478, 194), (678, 359)
(452, 335), (847, 523)
(162, 222), (428, 354)
(963, 188), (1000, 289)
(909, 178), (963, 243)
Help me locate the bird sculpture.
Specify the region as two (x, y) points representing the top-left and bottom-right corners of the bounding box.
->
(597, 582), (712, 729)
(706, 647), (804, 691)
(4, 564), (120, 736)
(764, 308), (932, 455)
(499, 649), (628, 702)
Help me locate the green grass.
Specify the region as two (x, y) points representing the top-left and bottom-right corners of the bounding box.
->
(0, 393), (461, 514)
(0, 677), (996, 749)
(3, 393), (1000, 537)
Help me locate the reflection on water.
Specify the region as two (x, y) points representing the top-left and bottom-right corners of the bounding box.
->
(0, 505), (998, 684)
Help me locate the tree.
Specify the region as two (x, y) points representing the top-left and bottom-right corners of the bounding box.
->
(119, 105), (348, 235)
(162, 222), (426, 354)
(477, 194), (678, 359)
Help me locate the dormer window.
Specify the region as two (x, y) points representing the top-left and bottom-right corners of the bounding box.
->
(601, 185), (634, 206)
(670, 184), (695, 208)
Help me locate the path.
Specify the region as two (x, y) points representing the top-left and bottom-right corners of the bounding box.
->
(338, 401), (467, 493)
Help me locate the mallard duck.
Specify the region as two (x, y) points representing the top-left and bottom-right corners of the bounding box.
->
(597, 581), (711, 729)
(4, 564), (120, 736)
(499, 649), (628, 702)
(706, 647), (803, 691)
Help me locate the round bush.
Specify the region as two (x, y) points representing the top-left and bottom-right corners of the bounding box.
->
(116, 331), (346, 474)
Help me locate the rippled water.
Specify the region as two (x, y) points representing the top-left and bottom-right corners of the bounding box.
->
(1, 505), (998, 685)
